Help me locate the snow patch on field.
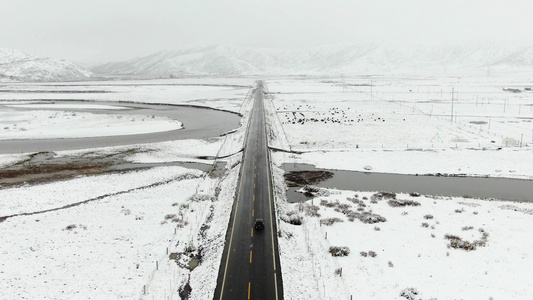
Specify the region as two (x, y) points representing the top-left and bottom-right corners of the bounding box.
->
(272, 164), (533, 299)
(0, 107), (182, 140)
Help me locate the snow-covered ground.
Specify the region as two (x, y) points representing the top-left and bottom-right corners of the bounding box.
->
(264, 76), (533, 299)
(0, 78), (253, 113)
(0, 105), (182, 140)
(0, 75), (532, 299)
(266, 76), (533, 179)
(0, 79), (254, 299)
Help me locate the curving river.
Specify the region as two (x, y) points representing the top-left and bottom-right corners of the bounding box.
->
(0, 101), (242, 154)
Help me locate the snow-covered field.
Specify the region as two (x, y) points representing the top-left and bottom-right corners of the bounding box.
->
(266, 76), (533, 179)
(0, 80), (253, 299)
(264, 75), (533, 299)
(0, 75), (532, 299)
(0, 105), (182, 140)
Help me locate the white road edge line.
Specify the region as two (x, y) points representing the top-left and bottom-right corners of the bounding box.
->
(262, 83), (280, 300)
(219, 87), (254, 300)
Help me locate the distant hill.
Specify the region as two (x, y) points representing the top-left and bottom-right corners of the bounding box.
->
(91, 43), (533, 77)
(0, 49), (96, 82)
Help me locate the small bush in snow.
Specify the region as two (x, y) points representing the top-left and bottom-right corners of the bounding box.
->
(346, 211), (386, 224)
(334, 268), (342, 276)
(374, 226), (381, 231)
(165, 214), (177, 220)
(329, 246), (350, 257)
(189, 194), (216, 202)
(388, 199), (421, 207)
(423, 214), (434, 219)
(368, 251), (377, 257)
(388, 261), (394, 267)
(462, 226), (474, 231)
(289, 214), (302, 225)
(281, 211), (303, 225)
(334, 203), (352, 213)
(305, 205), (320, 217)
(445, 232), (488, 251)
(371, 192), (397, 200)
(320, 199), (338, 208)
(320, 217), (344, 226)
(65, 224), (77, 230)
(400, 287), (420, 300)
(421, 222), (429, 228)
(360, 251), (368, 257)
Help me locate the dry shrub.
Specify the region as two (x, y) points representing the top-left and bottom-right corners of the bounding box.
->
(388, 199), (421, 207)
(346, 211), (386, 224)
(305, 205), (320, 217)
(400, 288), (420, 300)
(334, 203), (352, 214)
(329, 246), (350, 257)
(320, 217), (344, 226)
(372, 192), (397, 200)
(444, 231), (489, 251)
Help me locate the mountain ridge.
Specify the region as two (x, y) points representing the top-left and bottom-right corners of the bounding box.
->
(91, 42), (533, 77)
(0, 49), (96, 82)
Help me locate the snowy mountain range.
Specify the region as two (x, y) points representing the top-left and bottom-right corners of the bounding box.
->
(92, 43), (533, 77)
(0, 49), (96, 82)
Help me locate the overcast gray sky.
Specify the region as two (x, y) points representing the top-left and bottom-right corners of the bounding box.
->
(2, 0), (532, 65)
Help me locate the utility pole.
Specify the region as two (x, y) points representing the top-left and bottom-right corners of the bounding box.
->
(451, 87), (454, 124)
(370, 80), (373, 101)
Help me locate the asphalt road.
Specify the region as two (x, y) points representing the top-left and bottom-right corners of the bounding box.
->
(214, 81), (283, 300)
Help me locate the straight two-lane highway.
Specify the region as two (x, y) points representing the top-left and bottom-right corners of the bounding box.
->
(214, 81), (283, 300)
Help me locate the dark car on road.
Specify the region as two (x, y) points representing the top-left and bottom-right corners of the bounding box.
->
(254, 218), (265, 230)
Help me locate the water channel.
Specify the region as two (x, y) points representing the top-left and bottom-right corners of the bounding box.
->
(283, 163), (533, 202)
(0, 100), (242, 154)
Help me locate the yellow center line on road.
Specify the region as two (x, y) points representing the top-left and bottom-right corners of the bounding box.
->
(254, 173), (256, 178)
(252, 209), (255, 217)
(250, 250), (253, 263)
(248, 282), (251, 299)
(253, 195), (255, 201)
(251, 227), (254, 237)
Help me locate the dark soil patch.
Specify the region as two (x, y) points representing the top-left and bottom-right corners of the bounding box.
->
(0, 150), (143, 188)
(284, 170), (334, 187)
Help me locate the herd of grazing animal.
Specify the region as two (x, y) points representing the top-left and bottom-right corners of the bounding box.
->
(278, 104), (400, 126)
